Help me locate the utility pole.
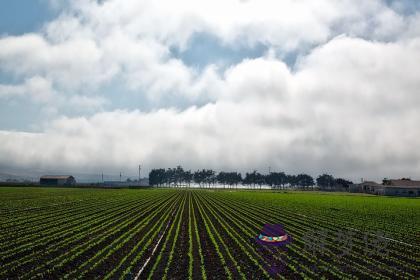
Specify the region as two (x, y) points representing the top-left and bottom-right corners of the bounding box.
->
(139, 165), (141, 182)
(102, 173), (104, 183)
(120, 172), (122, 182)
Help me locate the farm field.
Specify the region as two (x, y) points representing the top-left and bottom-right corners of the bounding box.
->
(0, 187), (419, 279)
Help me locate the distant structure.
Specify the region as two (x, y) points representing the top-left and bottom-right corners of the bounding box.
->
(40, 175), (76, 186)
(103, 178), (149, 188)
(349, 181), (382, 194)
(139, 165), (141, 182)
(349, 178), (420, 197)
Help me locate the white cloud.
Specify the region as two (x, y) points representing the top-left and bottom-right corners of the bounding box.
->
(61, 0), (396, 49)
(0, 84), (25, 99)
(0, 76), (106, 114)
(1, 1), (420, 180)
(67, 95), (107, 111)
(0, 76), (54, 103)
(0, 34), (112, 91)
(222, 56), (292, 101)
(1, 0), (415, 99)
(295, 36), (420, 109)
(402, 12), (420, 39)
(1, 36), (420, 180)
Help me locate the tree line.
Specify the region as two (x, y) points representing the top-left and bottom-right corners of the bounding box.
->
(149, 166), (353, 190)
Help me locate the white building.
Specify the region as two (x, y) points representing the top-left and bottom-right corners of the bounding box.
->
(349, 179), (420, 197)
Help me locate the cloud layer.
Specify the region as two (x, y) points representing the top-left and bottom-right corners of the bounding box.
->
(0, 0), (420, 180)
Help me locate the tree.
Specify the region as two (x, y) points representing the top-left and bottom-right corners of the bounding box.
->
(296, 174), (314, 189)
(229, 172), (242, 188)
(265, 173), (274, 188)
(149, 168), (166, 186)
(266, 172), (288, 189)
(205, 169), (216, 187)
(151, 166), (341, 192)
(174, 166), (184, 187)
(316, 174), (335, 190)
(382, 178), (390, 185)
(193, 170), (205, 187)
(278, 172), (288, 189)
(243, 171), (264, 188)
(217, 172), (228, 188)
(183, 170), (193, 187)
(287, 174), (297, 188)
(334, 178), (353, 190)
(255, 172), (265, 189)
(244, 171), (256, 188)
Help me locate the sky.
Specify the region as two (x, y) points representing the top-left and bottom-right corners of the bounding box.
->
(0, 0), (420, 181)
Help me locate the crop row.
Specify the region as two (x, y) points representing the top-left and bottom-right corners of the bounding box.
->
(0, 187), (418, 279)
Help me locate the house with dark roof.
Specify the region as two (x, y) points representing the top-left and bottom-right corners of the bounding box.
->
(382, 179), (420, 197)
(40, 175), (76, 186)
(349, 178), (420, 197)
(349, 181), (383, 195)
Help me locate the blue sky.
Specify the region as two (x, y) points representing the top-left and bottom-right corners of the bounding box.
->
(0, 0), (55, 130)
(1, 0), (420, 180)
(0, 0), (57, 35)
(0, 1), (269, 130)
(1, 0), (418, 35)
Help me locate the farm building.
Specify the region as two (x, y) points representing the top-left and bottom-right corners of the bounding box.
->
(382, 179), (420, 197)
(349, 179), (420, 197)
(349, 181), (383, 194)
(40, 175), (76, 186)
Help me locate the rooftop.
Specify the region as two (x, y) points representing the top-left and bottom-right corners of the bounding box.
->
(40, 175), (74, 180)
(386, 179), (420, 188)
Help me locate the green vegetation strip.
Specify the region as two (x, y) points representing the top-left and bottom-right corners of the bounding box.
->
(0, 187), (417, 280)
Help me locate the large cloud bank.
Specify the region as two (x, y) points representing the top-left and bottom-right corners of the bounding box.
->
(1, 0), (420, 180)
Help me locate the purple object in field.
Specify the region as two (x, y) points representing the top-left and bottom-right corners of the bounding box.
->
(255, 224), (291, 247)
